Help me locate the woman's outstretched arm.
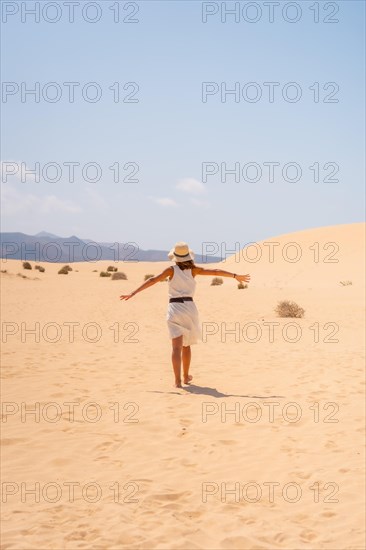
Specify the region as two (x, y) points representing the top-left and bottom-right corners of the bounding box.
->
(120, 267), (173, 301)
(193, 266), (250, 283)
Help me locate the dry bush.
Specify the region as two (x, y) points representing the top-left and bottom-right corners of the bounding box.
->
(340, 280), (352, 286)
(238, 282), (248, 289)
(63, 265), (73, 272)
(35, 265), (45, 272)
(111, 272), (127, 280)
(100, 271), (111, 277)
(23, 262), (32, 270)
(17, 273), (28, 279)
(92, 269), (98, 272)
(144, 274), (154, 281)
(107, 266), (118, 272)
(275, 300), (305, 318)
(58, 267), (69, 275)
(211, 277), (223, 286)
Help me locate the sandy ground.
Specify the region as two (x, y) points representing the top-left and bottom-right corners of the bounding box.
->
(1, 223), (365, 550)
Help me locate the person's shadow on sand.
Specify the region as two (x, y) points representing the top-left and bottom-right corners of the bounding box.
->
(183, 385), (284, 398)
(148, 385), (284, 398)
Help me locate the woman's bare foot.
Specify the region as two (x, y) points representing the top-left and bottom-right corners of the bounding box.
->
(183, 375), (193, 384)
(175, 380), (182, 388)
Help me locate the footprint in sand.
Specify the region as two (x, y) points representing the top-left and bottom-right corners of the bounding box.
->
(322, 511), (337, 518)
(94, 441), (114, 452)
(1, 438), (27, 445)
(181, 510), (202, 520)
(274, 532), (286, 543)
(180, 418), (192, 428)
(180, 458), (196, 468)
(293, 513), (309, 522)
(290, 471), (312, 480)
(65, 529), (99, 541)
(300, 530), (318, 542)
(241, 517), (256, 525)
(152, 491), (191, 502)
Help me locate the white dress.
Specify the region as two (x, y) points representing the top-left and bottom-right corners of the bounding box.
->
(166, 265), (201, 346)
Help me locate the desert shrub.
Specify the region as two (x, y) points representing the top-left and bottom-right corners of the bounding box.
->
(340, 280), (352, 286)
(35, 265), (45, 273)
(100, 271), (111, 277)
(58, 267), (69, 275)
(17, 273), (28, 279)
(92, 269), (98, 272)
(211, 277), (223, 286)
(144, 274), (154, 281)
(1, 270), (7, 273)
(111, 272), (127, 280)
(238, 282), (248, 289)
(23, 262), (32, 270)
(107, 266), (118, 272)
(63, 265), (73, 272)
(275, 300), (305, 318)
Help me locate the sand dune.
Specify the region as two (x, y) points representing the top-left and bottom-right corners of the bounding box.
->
(222, 222), (365, 288)
(1, 223), (365, 549)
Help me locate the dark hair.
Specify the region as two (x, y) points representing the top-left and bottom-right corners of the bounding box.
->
(176, 260), (197, 270)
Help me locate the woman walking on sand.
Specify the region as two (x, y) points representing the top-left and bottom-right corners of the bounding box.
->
(120, 242), (250, 388)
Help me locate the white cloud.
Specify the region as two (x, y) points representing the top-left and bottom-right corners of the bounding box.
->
(84, 187), (108, 210)
(176, 178), (206, 195)
(153, 197), (178, 207)
(39, 195), (82, 214)
(1, 185), (82, 216)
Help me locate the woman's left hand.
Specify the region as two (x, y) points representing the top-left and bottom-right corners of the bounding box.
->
(120, 293), (134, 301)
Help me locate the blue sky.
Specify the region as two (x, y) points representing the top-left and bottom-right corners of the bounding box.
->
(1, 0), (365, 252)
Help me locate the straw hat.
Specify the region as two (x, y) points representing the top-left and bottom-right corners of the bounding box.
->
(168, 241), (195, 262)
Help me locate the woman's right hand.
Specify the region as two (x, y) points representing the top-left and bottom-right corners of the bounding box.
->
(236, 274), (251, 283)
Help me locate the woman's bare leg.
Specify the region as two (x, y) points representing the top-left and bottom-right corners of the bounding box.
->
(182, 345), (192, 384)
(172, 335), (183, 387)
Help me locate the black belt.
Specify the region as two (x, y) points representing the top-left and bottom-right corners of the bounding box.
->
(169, 297), (193, 303)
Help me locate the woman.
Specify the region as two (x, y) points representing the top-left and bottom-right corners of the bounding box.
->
(120, 242), (251, 388)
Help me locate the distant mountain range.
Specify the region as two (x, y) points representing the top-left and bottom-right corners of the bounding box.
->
(0, 232), (222, 263)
